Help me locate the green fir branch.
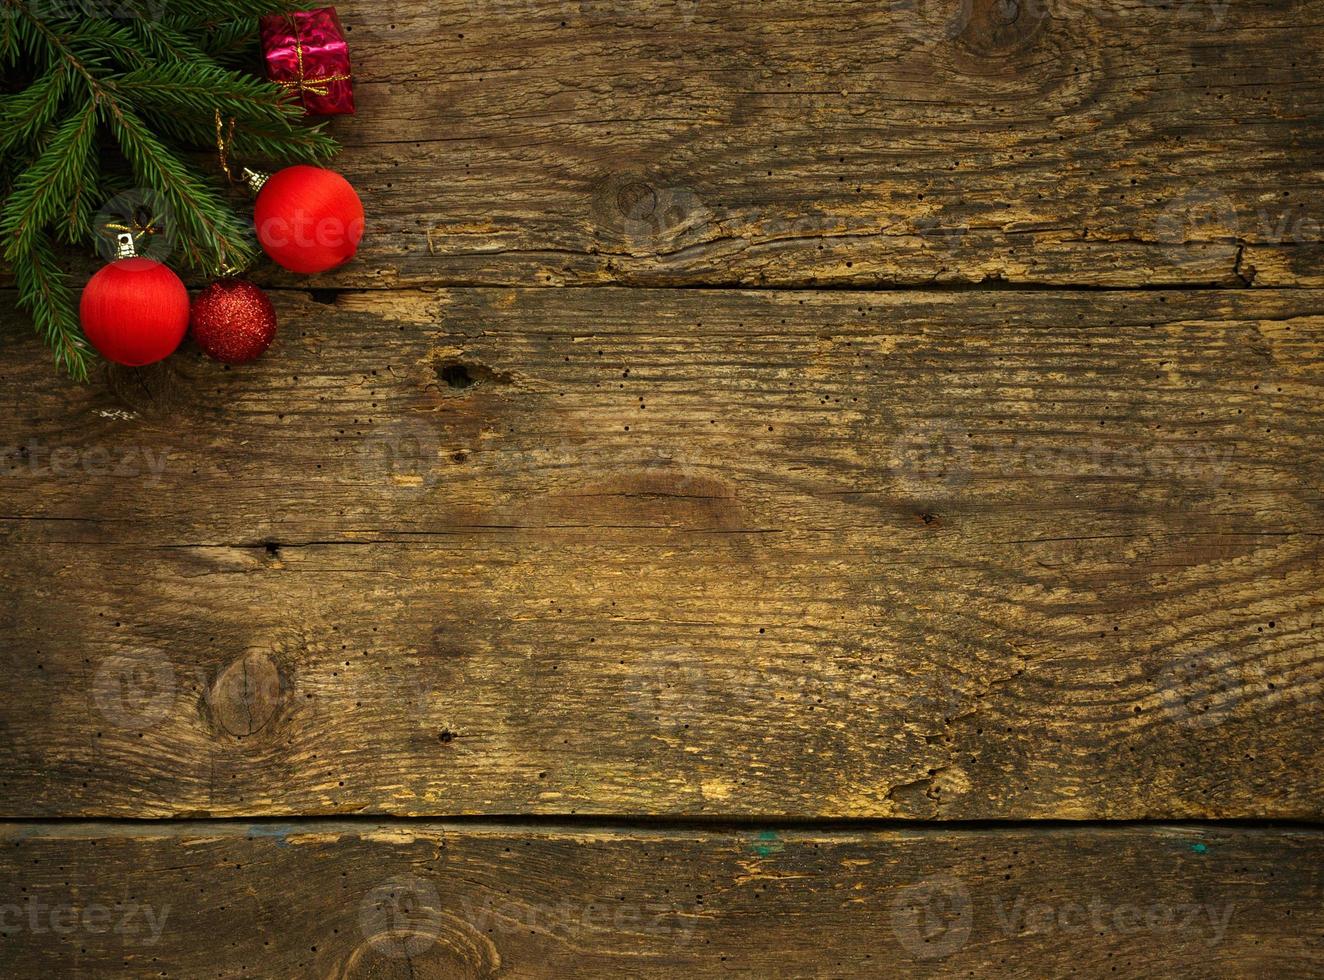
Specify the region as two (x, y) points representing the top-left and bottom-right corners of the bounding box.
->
(109, 102), (256, 272)
(0, 0), (345, 379)
(0, 9), (19, 65)
(0, 64), (72, 156)
(191, 19), (261, 66)
(1, 98), (98, 261)
(165, 1), (311, 26)
(58, 140), (104, 244)
(115, 61), (337, 160)
(126, 16), (216, 66)
(16, 230), (91, 381)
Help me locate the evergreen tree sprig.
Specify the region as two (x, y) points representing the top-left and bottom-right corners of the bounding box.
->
(0, 0), (341, 379)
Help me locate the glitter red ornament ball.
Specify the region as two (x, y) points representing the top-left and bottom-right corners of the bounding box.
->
(79, 258), (190, 367)
(190, 279), (278, 364)
(253, 165), (364, 274)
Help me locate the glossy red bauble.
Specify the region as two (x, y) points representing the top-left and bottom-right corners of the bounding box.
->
(79, 258), (190, 367)
(190, 279), (278, 364)
(254, 165), (364, 274)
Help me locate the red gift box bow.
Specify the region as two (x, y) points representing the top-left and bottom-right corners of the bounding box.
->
(276, 15), (352, 100)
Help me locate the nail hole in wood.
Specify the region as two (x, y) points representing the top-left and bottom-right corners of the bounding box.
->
(439, 363), (477, 390)
(434, 359), (510, 393)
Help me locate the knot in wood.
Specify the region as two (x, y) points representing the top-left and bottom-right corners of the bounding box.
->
(616, 180), (658, 221)
(963, 0), (1048, 55)
(210, 651), (283, 738)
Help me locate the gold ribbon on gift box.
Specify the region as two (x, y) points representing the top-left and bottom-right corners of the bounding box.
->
(277, 16), (352, 99)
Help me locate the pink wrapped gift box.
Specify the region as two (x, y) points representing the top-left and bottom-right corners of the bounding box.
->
(260, 7), (355, 117)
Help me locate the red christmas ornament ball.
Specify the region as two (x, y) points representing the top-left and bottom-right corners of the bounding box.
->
(254, 165), (364, 274)
(79, 258), (190, 367)
(190, 279), (278, 364)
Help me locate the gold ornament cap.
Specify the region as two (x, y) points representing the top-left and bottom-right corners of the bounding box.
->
(241, 167), (270, 194)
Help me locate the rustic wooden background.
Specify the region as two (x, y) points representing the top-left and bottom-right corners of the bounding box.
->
(3, 0), (1323, 975)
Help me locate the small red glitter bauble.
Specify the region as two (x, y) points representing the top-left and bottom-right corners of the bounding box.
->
(80, 258), (189, 367)
(189, 279), (278, 364)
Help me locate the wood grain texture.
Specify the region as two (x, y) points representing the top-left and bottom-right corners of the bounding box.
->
(4, 2), (1323, 974)
(2, 286), (1322, 819)
(1, 821), (1319, 978)
(282, 0), (1324, 289)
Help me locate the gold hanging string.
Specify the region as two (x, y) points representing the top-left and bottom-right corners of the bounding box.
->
(276, 15), (352, 99)
(215, 110), (270, 195)
(210, 112), (255, 278)
(103, 217), (159, 239)
(215, 110), (237, 183)
(101, 212), (159, 260)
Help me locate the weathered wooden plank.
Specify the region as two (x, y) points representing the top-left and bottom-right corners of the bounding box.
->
(1, 287), (1322, 819)
(0, 821), (1318, 977)
(287, 0), (1324, 288)
(21, 0), (1316, 292)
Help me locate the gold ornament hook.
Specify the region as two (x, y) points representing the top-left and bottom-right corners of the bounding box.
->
(216, 111), (271, 194)
(241, 167), (270, 193)
(102, 213), (157, 258)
